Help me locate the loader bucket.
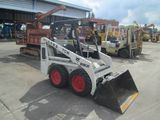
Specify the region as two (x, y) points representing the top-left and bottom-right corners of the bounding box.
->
(94, 70), (138, 113)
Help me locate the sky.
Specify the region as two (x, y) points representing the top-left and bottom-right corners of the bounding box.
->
(60, 0), (160, 25)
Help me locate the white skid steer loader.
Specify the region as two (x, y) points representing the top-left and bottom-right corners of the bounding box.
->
(40, 27), (138, 113)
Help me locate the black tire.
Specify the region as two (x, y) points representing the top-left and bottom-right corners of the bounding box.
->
(101, 48), (107, 54)
(49, 64), (69, 88)
(118, 48), (130, 58)
(69, 69), (92, 96)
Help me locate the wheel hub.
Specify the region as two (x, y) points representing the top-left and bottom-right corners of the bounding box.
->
(51, 70), (61, 85)
(72, 75), (85, 92)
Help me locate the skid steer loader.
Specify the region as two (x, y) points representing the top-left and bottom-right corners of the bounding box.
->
(40, 24), (138, 113)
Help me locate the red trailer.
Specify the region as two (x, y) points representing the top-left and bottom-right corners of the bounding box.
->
(16, 5), (65, 56)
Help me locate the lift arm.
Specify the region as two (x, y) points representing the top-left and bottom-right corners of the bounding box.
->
(35, 5), (66, 22)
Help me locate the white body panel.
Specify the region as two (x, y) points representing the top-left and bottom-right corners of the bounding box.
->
(41, 37), (112, 95)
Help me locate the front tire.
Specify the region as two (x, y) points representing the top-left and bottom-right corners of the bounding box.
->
(69, 69), (92, 96)
(118, 49), (130, 58)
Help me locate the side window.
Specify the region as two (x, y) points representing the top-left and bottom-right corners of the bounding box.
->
(42, 48), (46, 59)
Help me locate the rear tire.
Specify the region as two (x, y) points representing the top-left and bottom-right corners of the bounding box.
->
(118, 49), (130, 58)
(69, 69), (92, 96)
(49, 64), (69, 88)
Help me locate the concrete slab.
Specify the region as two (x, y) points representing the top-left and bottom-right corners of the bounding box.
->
(0, 42), (160, 120)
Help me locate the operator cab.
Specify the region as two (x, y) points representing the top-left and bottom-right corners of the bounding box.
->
(51, 19), (101, 59)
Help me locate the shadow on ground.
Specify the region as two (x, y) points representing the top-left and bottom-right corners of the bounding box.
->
(0, 54), (40, 70)
(20, 79), (120, 120)
(111, 53), (153, 64)
(0, 53), (153, 70)
(0, 54), (142, 119)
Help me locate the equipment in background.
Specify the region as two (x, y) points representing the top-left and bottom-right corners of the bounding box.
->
(51, 18), (104, 45)
(1, 23), (14, 39)
(147, 24), (160, 43)
(16, 5), (66, 57)
(134, 21), (159, 42)
(142, 24), (154, 42)
(40, 23), (138, 113)
(51, 18), (118, 45)
(101, 25), (142, 58)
